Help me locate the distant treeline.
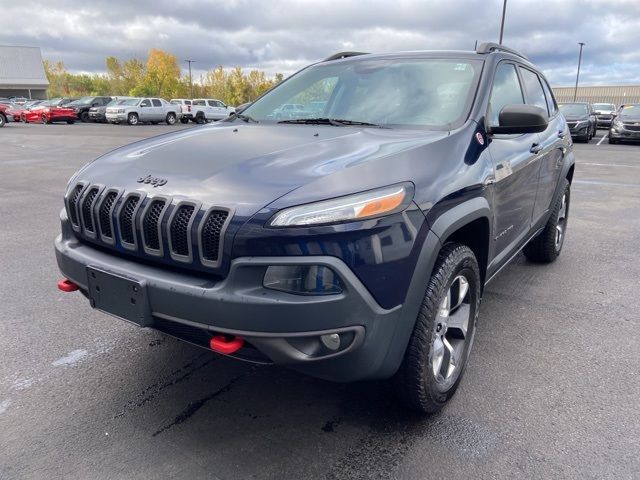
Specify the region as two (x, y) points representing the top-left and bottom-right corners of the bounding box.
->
(44, 48), (285, 105)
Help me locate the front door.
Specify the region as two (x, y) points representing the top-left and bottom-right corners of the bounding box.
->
(486, 62), (541, 267)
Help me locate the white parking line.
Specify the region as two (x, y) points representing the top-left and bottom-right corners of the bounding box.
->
(596, 134), (608, 146)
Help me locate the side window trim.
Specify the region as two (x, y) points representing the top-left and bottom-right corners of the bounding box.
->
(517, 65), (550, 116)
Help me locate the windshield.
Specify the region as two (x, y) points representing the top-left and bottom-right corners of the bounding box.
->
(559, 103), (588, 115)
(241, 58), (483, 129)
(119, 98), (140, 106)
(593, 103), (615, 112)
(69, 96), (94, 106)
(619, 105), (640, 117)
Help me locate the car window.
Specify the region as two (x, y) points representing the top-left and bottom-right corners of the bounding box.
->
(185, 100), (191, 105)
(540, 78), (558, 116)
(140, 99), (151, 107)
(519, 67), (548, 113)
(152, 99), (162, 107)
(207, 100), (216, 107)
(488, 63), (524, 126)
(214, 101), (224, 108)
(193, 99), (206, 106)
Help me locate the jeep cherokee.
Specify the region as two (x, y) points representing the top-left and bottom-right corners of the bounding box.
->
(55, 43), (574, 413)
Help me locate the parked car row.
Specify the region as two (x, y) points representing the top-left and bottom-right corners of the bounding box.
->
(558, 101), (640, 144)
(0, 96), (237, 127)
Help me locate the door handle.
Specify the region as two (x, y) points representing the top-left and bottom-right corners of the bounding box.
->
(558, 130), (566, 139)
(530, 143), (543, 154)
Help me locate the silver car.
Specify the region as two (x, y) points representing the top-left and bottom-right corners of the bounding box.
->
(105, 97), (180, 125)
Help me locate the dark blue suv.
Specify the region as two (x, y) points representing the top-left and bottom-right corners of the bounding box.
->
(55, 43), (574, 412)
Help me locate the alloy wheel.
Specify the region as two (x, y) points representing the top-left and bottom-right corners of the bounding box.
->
(431, 275), (472, 386)
(555, 193), (568, 250)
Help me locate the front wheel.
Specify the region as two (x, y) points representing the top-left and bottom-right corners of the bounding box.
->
(80, 111), (90, 123)
(42, 113), (51, 124)
(394, 243), (481, 413)
(523, 179), (570, 263)
(166, 112), (177, 125)
(180, 117), (189, 124)
(0, 113), (6, 127)
(127, 113), (139, 125)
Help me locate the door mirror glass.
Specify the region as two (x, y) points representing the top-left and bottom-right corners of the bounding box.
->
(491, 104), (549, 134)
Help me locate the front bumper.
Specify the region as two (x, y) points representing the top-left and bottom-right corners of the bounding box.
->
(569, 123), (589, 137)
(89, 112), (105, 121)
(609, 126), (640, 141)
(55, 230), (404, 382)
(106, 113), (127, 122)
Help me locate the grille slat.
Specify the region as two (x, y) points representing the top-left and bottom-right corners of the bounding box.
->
(68, 184), (85, 226)
(98, 191), (118, 239)
(170, 205), (195, 257)
(201, 210), (229, 263)
(142, 199), (166, 251)
(119, 196), (141, 245)
(70, 183), (229, 272)
(81, 187), (99, 232)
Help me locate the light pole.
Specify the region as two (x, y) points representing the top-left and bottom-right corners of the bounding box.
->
(573, 43), (585, 102)
(185, 59), (195, 98)
(499, 0), (507, 44)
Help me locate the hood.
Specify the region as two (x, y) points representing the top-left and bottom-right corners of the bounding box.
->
(73, 123), (447, 217)
(618, 114), (640, 123)
(563, 114), (590, 121)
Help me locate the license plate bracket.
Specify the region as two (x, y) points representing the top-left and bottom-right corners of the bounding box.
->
(87, 266), (151, 327)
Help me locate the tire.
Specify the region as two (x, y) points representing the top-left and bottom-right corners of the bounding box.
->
(195, 113), (205, 124)
(608, 137), (617, 144)
(127, 113), (139, 125)
(394, 243), (481, 413)
(67, 120), (74, 124)
(42, 114), (51, 124)
(180, 117), (189, 124)
(0, 113), (6, 127)
(80, 111), (90, 123)
(165, 112), (177, 125)
(523, 179), (570, 263)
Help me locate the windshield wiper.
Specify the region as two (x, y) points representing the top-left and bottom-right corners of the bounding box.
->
(278, 117), (387, 128)
(229, 112), (259, 123)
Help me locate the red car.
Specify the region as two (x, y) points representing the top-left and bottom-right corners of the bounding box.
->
(25, 105), (76, 124)
(24, 98), (77, 124)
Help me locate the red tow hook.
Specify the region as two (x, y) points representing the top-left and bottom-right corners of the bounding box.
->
(209, 335), (244, 355)
(57, 278), (79, 292)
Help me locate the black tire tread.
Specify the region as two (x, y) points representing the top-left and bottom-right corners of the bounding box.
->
(394, 243), (480, 413)
(523, 179), (570, 263)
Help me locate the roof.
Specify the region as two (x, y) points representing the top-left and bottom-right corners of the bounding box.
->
(0, 45), (49, 88)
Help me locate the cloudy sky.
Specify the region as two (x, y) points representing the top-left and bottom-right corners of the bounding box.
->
(2, 0), (639, 86)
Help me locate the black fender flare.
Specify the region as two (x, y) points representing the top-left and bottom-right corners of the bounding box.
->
(377, 196), (492, 378)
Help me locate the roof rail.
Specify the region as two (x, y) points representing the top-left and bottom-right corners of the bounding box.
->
(323, 51), (369, 62)
(476, 42), (528, 60)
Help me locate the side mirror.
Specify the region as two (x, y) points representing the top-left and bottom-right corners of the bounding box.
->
(490, 104), (549, 134)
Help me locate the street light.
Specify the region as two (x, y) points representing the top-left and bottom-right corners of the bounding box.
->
(499, 0), (507, 44)
(573, 43), (585, 102)
(185, 59), (195, 98)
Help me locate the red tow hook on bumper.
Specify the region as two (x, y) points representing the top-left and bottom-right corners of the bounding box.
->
(209, 335), (244, 355)
(57, 278), (79, 292)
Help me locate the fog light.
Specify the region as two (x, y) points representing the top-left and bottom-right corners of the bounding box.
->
(263, 265), (343, 295)
(320, 333), (341, 351)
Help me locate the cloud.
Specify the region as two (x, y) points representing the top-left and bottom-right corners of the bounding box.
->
(1, 0), (639, 85)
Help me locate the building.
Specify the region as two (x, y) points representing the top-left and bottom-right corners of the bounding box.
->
(552, 85), (640, 106)
(0, 45), (49, 99)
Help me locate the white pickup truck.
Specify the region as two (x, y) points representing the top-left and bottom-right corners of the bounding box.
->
(170, 99), (193, 124)
(191, 99), (235, 123)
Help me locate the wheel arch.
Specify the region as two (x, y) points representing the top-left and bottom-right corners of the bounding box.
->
(377, 196), (492, 378)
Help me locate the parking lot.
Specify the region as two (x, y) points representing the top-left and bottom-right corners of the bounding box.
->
(1, 122), (639, 479)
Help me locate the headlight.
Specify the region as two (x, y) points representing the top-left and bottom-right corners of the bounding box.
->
(613, 119), (623, 128)
(117, 108), (125, 114)
(269, 183), (413, 227)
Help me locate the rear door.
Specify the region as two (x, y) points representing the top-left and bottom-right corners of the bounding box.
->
(527, 71), (565, 224)
(151, 99), (163, 120)
(486, 62), (542, 265)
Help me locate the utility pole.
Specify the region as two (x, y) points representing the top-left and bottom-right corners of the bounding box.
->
(185, 59), (195, 99)
(573, 43), (585, 102)
(499, 0), (507, 44)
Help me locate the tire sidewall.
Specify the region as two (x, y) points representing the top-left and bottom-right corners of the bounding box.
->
(425, 260), (480, 401)
(128, 113), (138, 125)
(0, 114), (5, 127)
(166, 113), (176, 125)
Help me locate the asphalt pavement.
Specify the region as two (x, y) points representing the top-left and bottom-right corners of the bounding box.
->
(1, 123), (638, 479)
